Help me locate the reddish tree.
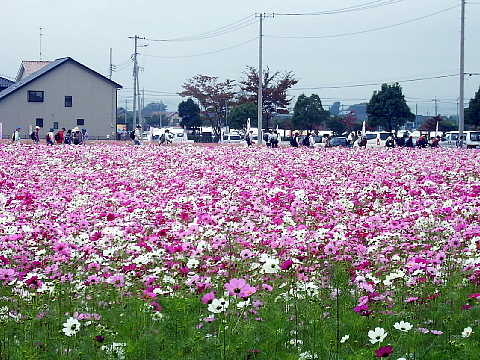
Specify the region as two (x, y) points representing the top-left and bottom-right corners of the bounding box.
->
(179, 75), (236, 137)
(237, 66), (298, 130)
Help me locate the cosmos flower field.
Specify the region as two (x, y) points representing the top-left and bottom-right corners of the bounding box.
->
(1, 143), (480, 359)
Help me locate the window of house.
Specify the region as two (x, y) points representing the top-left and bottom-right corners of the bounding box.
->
(36, 118), (44, 127)
(77, 119), (85, 126)
(65, 96), (72, 107)
(53, 122), (59, 130)
(28, 91), (44, 102)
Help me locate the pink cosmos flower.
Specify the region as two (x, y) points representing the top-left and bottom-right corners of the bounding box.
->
(202, 291), (216, 305)
(225, 278), (256, 297)
(0, 268), (16, 283)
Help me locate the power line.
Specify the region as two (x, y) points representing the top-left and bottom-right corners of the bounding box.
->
(267, 5), (459, 39)
(142, 38), (258, 59)
(144, 15), (257, 42)
(294, 74), (458, 90)
(274, 0), (405, 16)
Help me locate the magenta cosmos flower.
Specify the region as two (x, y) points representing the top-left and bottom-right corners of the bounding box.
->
(375, 346), (393, 357)
(225, 278), (256, 297)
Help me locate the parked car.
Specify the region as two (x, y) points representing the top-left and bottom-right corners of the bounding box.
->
(221, 133), (243, 144)
(439, 131), (480, 148)
(365, 132), (391, 148)
(330, 136), (348, 147)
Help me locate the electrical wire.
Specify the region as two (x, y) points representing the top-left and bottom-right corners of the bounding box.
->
(275, 0), (405, 16)
(295, 74), (458, 90)
(144, 15), (257, 42)
(142, 37), (258, 59)
(267, 5), (459, 39)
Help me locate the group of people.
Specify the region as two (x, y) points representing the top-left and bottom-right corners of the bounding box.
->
(385, 133), (441, 148)
(13, 126), (89, 145)
(131, 125), (174, 146)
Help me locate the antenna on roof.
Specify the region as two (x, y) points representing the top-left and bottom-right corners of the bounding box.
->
(39, 27), (43, 60)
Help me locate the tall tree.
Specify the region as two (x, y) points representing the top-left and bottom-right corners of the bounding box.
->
(291, 94), (330, 131)
(178, 98), (202, 130)
(238, 66), (298, 130)
(366, 83), (415, 132)
(465, 86), (480, 127)
(179, 75), (236, 137)
(227, 102), (257, 131)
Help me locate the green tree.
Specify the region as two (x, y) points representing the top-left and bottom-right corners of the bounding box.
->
(465, 86), (480, 127)
(227, 102), (257, 131)
(366, 83), (415, 132)
(326, 115), (347, 136)
(238, 66), (298, 130)
(291, 94), (330, 131)
(179, 75), (236, 138)
(178, 98), (202, 130)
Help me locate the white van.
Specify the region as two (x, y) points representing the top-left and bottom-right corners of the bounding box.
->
(365, 132), (391, 148)
(220, 133), (243, 144)
(149, 128), (194, 143)
(439, 131), (480, 148)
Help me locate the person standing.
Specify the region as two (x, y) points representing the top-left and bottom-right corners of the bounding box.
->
(134, 125), (142, 145)
(385, 134), (395, 148)
(12, 127), (21, 144)
(46, 128), (55, 146)
(290, 132), (299, 147)
(72, 127), (83, 145)
(271, 131), (279, 148)
(33, 126), (40, 144)
(56, 128), (65, 144)
(245, 130), (254, 147)
(64, 130), (72, 144)
(81, 129), (89, 145)
(405, 136), (414, 148)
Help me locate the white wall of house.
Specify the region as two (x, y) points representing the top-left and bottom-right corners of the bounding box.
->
(0, 60), (119, 139)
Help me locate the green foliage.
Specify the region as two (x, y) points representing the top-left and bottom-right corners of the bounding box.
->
(178, 98), (202, 129)
(465, 86), (480, 127)
(179, 75), (237, 137)
(326, 115), (348, 136)
(227, 102), (257, 131)
(291, 94), (330, 131)
(2, 264), (480, 359)
(366, 83), (415, 132)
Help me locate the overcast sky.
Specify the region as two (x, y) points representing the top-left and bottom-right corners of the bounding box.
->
(3, 0), (480, 117)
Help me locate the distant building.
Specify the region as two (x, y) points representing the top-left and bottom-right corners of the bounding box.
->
(345, 103), (367, 122)
(0, 57), (122, 139)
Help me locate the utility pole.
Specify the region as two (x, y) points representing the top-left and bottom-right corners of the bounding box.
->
(255, 13), (273, 145)
(459, 0), (466, 147)
(257, 13), (263, 144)
(39, 28), (43, 61)
(432, 97), (438, 116)
(129, 35), (145, 129)
(109, 48), (113, 80)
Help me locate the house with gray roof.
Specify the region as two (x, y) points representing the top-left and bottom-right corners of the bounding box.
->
(0, 57), (122, 139)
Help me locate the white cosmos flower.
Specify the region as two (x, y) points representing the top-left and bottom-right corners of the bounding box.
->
(207, 298), (229, 314)
(62, 317), (81, 336)
(462, 326), (473, 338)
(394, 321), (413, 332)
(368, 327), (387, 344)
(261, 257), (280, 274)
(340, 335), (350, 343)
